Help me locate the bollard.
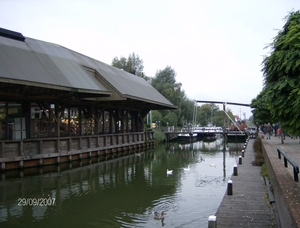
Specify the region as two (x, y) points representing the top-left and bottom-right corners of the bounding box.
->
(208, 215), (217, 228)
(238, 156), (242, 165)
(243, 145), (246, 151)
(227, 180), (233, 195)
(242, 150), (244, 157)
(233, 164), (238, 176)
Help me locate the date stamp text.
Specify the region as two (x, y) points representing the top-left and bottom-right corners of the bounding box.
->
(18, 197), (56, 206)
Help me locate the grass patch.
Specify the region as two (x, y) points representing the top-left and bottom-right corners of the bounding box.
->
(260, 163), (268, 177)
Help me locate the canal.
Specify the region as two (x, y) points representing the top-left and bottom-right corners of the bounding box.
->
(0, 136), (244, 227)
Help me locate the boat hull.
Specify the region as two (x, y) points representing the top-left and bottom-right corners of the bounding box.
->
(177, 133), (198, 142)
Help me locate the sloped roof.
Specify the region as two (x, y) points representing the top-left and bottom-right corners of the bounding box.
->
(0, 28), (176, 110)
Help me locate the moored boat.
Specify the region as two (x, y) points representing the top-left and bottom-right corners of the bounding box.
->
(177, 128), (197, 141)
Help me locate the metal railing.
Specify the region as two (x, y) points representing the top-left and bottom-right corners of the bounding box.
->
(277, 148), (299, 182)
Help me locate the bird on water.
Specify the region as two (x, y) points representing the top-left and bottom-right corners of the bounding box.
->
(166, 169), (173, 174)
(183, 165), (190, 171)
(153, 211), (166, 219)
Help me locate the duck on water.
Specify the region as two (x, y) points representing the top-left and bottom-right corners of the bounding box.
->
(166, 169), (173, 175)
(153, 211), (166, 219)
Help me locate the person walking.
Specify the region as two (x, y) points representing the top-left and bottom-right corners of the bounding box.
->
(256, 122), (260, 132)
(265, 123), (272, 140)
(276, 127), (281, 138)
(273, 123), (279, 136)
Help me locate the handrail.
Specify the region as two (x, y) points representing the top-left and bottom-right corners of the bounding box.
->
(277, 148), (299, 182)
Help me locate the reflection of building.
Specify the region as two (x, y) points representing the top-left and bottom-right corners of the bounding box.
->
(0, 28), (176, 170)
(0, 152), (154, 222)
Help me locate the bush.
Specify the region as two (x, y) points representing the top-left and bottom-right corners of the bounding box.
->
(252, 137), (265, 166)
(253, 136), (262, 154)
(260, 163), (268, 177)
(153, 129), (165, 144)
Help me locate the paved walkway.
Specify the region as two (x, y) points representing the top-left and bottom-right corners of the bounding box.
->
(263, 134), (300, 183)
(215, 138), (278, 227)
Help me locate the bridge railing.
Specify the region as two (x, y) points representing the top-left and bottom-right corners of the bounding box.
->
(277, 148), (299, 182)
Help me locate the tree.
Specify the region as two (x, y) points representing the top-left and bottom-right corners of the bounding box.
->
(261, 10), (300, 135)
(151, 66), (187, 126)
(152, 66), (176, 85)
(112, 52), (146, 78)
(250, 90), (273, 125)
(197, 104), (227, 126)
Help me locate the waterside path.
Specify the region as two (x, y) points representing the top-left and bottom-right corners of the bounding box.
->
(215, 138), (277, 227)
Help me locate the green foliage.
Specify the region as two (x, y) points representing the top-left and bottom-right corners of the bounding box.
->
(260, 163), (268, 177)
(197, 104), (233, 127)
(151, 68), (238, 128)
(153, 129), (165, 144)
(250, 89), (273, 124)
(111, 54), (241, 130)
(151, 66), (187, 126)
(151, 110), (163, 124)
(151, 66), (182, 105)
(259, 10), (300, 135)
(180, 98), (195, 125)
(112, 52), (146, 78)
(152, 66), (176, 85)
(165, 111), (178, 126)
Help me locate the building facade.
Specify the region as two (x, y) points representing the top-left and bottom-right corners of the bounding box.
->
(0, 28), (176, 170)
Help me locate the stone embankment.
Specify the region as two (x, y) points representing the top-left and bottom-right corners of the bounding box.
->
(262, 135), (300, 227)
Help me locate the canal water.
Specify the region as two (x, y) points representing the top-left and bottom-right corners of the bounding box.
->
(0, 136), (245, 227)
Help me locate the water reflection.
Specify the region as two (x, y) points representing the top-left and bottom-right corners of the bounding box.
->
(0, 138), (245, 227)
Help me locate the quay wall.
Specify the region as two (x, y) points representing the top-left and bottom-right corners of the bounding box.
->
(0, 132), (154, 171)
(262, 140), (300, 227)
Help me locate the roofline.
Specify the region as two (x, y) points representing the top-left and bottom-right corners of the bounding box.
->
(123, 94), (177, 109)
(0, 77), (112, 96)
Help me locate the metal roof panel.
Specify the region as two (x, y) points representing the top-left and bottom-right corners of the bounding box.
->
(72, 53), (174, 107)
(0, 36), (109, 94)
(0, 31), (175, 109)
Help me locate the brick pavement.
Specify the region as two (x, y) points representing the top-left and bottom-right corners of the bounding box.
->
(263, 133), (300, 181)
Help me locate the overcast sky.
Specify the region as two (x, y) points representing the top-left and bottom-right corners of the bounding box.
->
(1, 0), (299, 119)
